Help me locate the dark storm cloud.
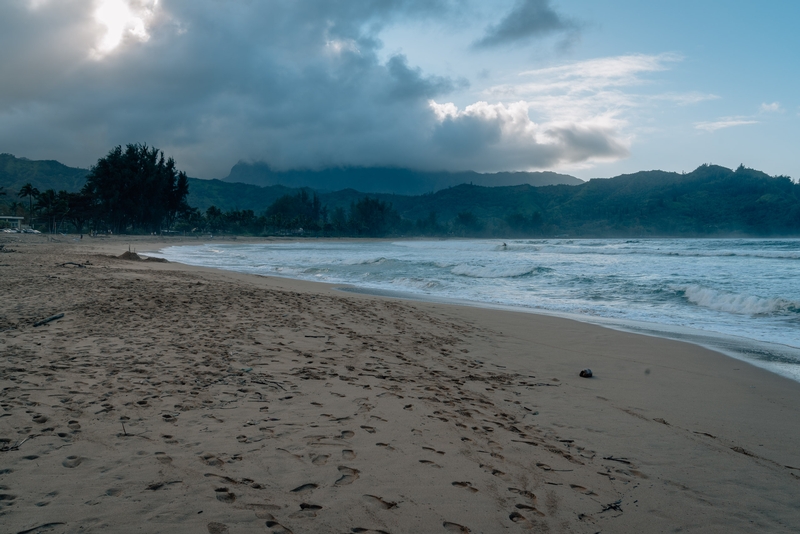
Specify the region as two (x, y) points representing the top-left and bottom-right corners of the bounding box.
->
(474, 0), (577, 49)
(0, 0), (620, 181)
(385, 55), (464, 101)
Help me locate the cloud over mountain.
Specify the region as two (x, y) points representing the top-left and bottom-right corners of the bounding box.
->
(0, 0), (651, 180)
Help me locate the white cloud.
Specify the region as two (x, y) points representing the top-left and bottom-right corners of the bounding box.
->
(695, 119), (758, 132)
(760, 101), (782, 113)
(483, 54), (703, 126)
(427, 99), (629, 171)
(653, 92), (719, 106)
(428, 53), (709, 172)
(514, 53), (681, 93)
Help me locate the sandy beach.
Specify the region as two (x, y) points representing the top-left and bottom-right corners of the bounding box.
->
(1, 234), (799, 533)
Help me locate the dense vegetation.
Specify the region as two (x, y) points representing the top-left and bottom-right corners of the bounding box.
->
(1, 150), (798, 237)
(1, 145), (190, 234)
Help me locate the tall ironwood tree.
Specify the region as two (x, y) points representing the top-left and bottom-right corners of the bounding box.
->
(82, 144), (190, 233)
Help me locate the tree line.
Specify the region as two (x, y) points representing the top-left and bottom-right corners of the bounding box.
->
(182, 190), (540, 237)
(1, 144), (190, 234)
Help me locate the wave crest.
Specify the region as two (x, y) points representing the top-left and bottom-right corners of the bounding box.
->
(451, 263), (552, 279)
(677, 285), (800, 316)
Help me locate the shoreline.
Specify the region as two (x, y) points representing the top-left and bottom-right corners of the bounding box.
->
(146, 237), (800, 384)
(2, 234), (800, 532)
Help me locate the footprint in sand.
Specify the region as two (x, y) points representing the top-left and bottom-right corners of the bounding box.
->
(106, 488), (123, 496)
(32, 414), (48, 424)
(264, 515), (294, 534)
(201, 454), (224, 467)
(362, 494), (398, 509)
(290, 483), (318, 494)
(340, 430), (355, 439)
(206, 522), (229, 534)
(443, 521), (471, 533)
(480, 466), (505, 478)
(342, 450), (356, 460)
(312, 454), (330, 466)
(334, 466), (360, 486)
(62, 456), (82, 468)
(418, 460), (442, 468)
(509, 511), (536, 526)
(508, 487), (537, 502)
(68, 420), (81, 431)
(451, 481), (478, 493)
(515, 504), (545, 516)
(569, 484), (596, 495)
(252, 505), (283, 519)
(214, 487), (236, 503)
(155, 452), (172, 464)
(360, 426), (376, 434)
(375, 443), (395, 451)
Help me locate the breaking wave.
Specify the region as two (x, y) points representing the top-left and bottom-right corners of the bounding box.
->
(451, 263), (552, 279)
(677, 285), (800, 316)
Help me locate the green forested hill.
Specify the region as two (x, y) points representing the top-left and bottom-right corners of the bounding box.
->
(1, 152), (798, 236)
(0, 153), (89, 192)
(390, 165), (799, 235)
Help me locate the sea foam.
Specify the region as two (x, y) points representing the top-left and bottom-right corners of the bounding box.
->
(678, 285), (800, 316)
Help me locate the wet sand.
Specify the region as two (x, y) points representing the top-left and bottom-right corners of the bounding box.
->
(1, 234), (799, 533)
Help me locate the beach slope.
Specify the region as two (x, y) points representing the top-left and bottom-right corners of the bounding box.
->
(1, 235), (799, 533)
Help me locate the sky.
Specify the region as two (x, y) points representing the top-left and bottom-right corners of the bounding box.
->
(0, 0), (798, 182)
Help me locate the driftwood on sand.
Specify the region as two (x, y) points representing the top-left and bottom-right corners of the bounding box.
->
(33, 313), (64, 327)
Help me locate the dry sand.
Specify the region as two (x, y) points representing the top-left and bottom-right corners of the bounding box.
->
(1, 234), (799, 533)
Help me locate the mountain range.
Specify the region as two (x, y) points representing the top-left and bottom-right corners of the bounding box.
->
(2, 152), (798, 236)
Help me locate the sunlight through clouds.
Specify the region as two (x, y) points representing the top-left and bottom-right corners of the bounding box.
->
(93, 0), (158, 57)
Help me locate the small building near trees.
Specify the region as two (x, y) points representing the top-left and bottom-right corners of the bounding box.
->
(0, 216), (24, 229)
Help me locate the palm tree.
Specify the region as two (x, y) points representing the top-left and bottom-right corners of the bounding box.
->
(18, 183), (39, 225)
(35, 189), (68, 234)
(9, 201), (24, 217)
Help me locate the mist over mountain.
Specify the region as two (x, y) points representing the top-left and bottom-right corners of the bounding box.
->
(224, 162), (582, 194)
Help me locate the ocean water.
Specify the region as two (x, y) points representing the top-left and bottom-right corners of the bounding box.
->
(151, 239), (800, 382)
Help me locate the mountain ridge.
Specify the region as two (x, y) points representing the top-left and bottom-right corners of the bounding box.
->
(224, 161), (583, 194)
(2, 153), (798, 236)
